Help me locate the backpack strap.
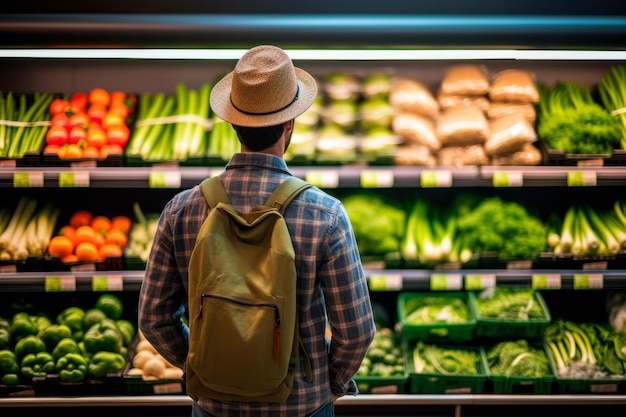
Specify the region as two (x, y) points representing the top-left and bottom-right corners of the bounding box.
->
(266, 177), (312, 214)
(199, 176), (230, 208)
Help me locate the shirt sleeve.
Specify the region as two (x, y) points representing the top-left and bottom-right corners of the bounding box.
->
(137, 202), (190, 369)
(320, 202), (376, 395)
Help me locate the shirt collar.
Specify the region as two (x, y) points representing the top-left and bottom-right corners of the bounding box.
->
(225, 152), (292, 176)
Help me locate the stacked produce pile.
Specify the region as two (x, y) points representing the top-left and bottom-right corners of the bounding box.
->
(0, 91), (54, 160)
(43, 88), (136, 161)
(0, 197), (60, 262)
(390, 64), (542, 167)
(126, 83), (211, 163)
(47, 209), (131, 265)
(0, 293), (135, 388)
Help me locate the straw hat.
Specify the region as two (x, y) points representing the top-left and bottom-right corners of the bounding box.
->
(210, 45), (318, 127)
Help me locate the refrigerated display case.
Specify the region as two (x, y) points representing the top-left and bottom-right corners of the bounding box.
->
(1, 11), (626, 416)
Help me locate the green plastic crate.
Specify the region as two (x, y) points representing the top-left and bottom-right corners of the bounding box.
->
(407, 342), (487, 394)
(468, 289), (551, 339)
(397, 292), (476, 343)
(485, 343), (555, 394)
(545, 343), (626, 394)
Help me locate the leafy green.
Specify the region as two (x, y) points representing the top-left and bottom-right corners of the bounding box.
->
(456, 197), (547, 260)
(537, 81), (621, 154)
(342, 192), (406, 256)
(487, 339), (551, 377)
(403, 296), (470, 325)
(412, 342), (481, 375)
(474, 288), (547, 320)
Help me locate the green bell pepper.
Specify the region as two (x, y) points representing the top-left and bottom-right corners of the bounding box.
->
(34, 316), (52, 333)
(88, 351), (126, 378)
(0, 328), (10, 350)
(56, 307), (86, 341)
(52, 337), (81, 361)
(115, 319), (136, 347)
(14, 335), (46, 361)
(0, 317), (10, 331)
(55, 353), (88, 383)
(1, 373), (19, 385)
(95, 294), (124, 320)
(39, 324), (73, 351)
(10, 312), (38, 342)
(82, 309), (107, 332)
(0, 350), (19, 375)
(83, 319), (123, 354)
(20, 351), (56, 379)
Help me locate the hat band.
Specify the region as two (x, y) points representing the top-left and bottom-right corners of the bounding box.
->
(230, 85), (300, 116)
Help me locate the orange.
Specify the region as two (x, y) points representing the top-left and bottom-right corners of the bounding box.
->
(87, 127), (107, 149)
(74, 225), (98, 246)
(58, 225), (76, 242)
(69, 210), (93, 228)
(75, 241), (101, 261)
(105, 229), (128, 247)
(61, 253), (79, 264)
(111, 215), (132, 234)
(82, 146), (100, 159)
(47, 235), (74, 258)
(91, 215), (112, 233)
(93, 232), (106, 249)
(89, 87), (110, 107)
(102, 111), (125, 130)
(99, 143), (124, 158)
(59, 143), (83, 159)
(99, 243), (123, 259)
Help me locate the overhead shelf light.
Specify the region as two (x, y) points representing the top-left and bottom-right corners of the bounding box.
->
(1, 48), (625, 61)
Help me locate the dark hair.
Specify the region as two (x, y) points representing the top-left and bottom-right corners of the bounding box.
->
(233, 123), (284, 151)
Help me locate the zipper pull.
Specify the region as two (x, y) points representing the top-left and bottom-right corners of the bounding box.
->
(274, 324), (281, 361)
(196, 297), (204, 319)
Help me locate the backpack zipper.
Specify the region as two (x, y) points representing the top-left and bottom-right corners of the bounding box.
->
(198, 293), (282, 360)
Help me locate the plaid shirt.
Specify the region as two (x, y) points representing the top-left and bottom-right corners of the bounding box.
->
(138, 152), (375, 417)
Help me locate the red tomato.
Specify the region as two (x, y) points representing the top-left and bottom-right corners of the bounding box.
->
(106, 125), (130, 147)
(49, 98), (70, 116)
(46, 125), (69, 146)
(87, 104), (107, 124)
(68, 112), (90, 129)
(70, 92), (88, 111)
(50, 113), (70, 129)
(69, 126), (87, 144)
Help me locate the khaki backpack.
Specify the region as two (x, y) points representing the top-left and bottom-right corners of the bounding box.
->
(186, 176), (313, 403)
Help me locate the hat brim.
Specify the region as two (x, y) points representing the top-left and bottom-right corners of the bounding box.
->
(210, 67), (318, 127)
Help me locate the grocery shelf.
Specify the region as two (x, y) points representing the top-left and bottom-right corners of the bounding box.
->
(4, 165), (626, 189)
(1, 394), (625, 417)
(2, 268), (626, 292)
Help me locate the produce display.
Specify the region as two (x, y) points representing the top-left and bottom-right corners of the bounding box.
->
(545, 320), (626, 379)
(44, 88), (135, 160)
(0, 197), (60, 261)
(485, 339), (551, 378)
(0, 293), (135, 387)
(125, 332), (183, 381)
(472, 288), (547, 321)
(47, 210), (131, 264)
(0, 91), (54, 159)
(411, 342), (482, 376)
(126, 83), (211, 163)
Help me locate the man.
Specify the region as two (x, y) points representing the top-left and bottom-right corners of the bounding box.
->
(138, 45), (376, 417)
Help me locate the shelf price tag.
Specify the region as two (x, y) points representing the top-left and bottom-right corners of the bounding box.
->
(13, 171), (44, 187)
(58, 171), (90, 187)
(45, 276), (76, 292)
(464, 273), (496, 290)
(149, 171), (181, 188)
(420, 170), (452, 188)
(368, 274), (403, 291)
(430, 273), (462, 291)
(492, 171), (523, 187)
(305, 170), (339, 188)
(573, 274), (603, 289)
(92, 275), (123, 291)
(567, 171), (597, 186)
(532, 273), (562, 289)
(360, 170), (394, 188)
